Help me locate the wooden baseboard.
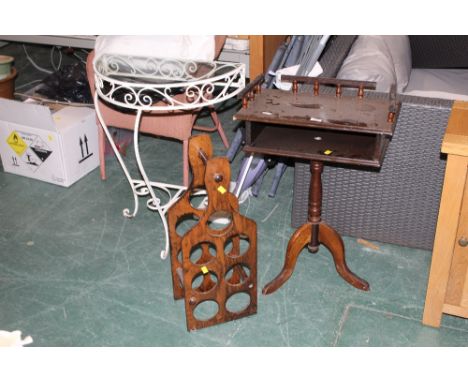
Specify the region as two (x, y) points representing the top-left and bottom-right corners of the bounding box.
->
(443, 303), (468, 319)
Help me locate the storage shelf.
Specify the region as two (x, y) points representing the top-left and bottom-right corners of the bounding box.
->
(244, 123), (387, 168)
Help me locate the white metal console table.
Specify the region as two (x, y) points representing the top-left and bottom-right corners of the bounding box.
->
(93, 54), (245, 259)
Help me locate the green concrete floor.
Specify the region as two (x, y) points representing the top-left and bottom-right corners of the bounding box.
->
(1, 41), (468, 347)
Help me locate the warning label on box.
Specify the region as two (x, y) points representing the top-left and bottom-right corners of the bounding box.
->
(30, 136), (53, 162)
(6, 131), (27, 156)
(6, 130), (53, 172)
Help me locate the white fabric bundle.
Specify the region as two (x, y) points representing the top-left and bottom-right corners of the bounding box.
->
(94, 35), (215, 61)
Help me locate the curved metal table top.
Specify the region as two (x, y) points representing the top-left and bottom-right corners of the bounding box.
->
(94, 53), (245, 111)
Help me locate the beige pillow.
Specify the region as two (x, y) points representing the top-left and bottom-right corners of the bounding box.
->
(403, 68), (468, 101)
(381, 35), (412, 92)
(337, 35), (397, 92)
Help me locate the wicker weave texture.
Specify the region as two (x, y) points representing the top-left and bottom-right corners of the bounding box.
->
(319, 35), (357, 77)
(410, 36), (468, 68)
(292, 98), (453, 250)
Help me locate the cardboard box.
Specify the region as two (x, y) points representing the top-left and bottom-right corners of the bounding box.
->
(0, 98), (99, 187)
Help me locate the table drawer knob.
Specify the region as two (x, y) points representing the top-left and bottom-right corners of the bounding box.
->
(458, 237), (468, 247)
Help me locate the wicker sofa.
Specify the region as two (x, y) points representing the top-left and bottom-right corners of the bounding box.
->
(291, 35), (454, 250)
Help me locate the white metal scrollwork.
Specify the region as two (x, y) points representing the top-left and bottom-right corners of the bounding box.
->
(93, 54), (245, 111)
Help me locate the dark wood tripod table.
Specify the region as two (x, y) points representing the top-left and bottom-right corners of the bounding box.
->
(233, 75), (400, 294)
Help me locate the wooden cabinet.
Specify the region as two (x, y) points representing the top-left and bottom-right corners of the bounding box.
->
(423, 101), (468, 327)
(249, 35), (287, 79)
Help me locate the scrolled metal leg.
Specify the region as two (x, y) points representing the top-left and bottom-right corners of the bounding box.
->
(132, 109), (160, 207)
(94, 93), (140, 218)
(131, 109), (173, 259)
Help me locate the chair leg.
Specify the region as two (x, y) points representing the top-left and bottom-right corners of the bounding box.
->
(183, 139), (189, 187)
(210, 108), (229, 149)
(97, 119), (107, 180)
(193, 107), (229, 149)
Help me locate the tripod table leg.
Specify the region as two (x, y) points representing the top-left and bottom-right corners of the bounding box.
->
(262, 222), (312, 295)
(319, 222), (370, 291)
